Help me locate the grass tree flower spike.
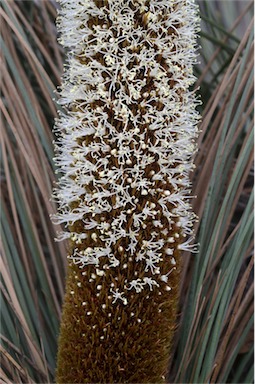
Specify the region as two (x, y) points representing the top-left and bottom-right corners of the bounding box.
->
(53, 0), (200, 382)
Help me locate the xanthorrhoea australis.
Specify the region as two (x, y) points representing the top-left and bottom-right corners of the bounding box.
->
(52, 0), (200, 382)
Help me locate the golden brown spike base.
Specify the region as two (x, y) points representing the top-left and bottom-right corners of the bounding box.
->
(56, 256), (180, 383)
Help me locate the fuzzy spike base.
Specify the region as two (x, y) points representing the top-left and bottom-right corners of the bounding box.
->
(57, 255), (180, 382)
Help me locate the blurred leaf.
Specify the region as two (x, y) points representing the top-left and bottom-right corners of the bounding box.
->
(168, 2), (254, 383)
(1, 1), (66, 382)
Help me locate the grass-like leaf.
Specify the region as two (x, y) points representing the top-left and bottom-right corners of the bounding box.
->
(168, 3), (254, 382)
(1, 1), (65, 382)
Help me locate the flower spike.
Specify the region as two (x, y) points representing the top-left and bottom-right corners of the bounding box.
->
(53, 0), (200, 382)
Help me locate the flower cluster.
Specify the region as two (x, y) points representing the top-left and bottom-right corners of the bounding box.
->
(53, 0), (200, 306)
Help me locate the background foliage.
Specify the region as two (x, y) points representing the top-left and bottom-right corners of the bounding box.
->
(1, 1), (254, 383)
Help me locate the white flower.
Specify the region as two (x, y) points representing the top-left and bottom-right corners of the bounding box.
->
(53, 0), (200, 304)
(110, 288), (128, 305)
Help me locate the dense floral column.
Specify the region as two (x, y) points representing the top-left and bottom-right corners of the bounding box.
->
(52, 0), (200, 382)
